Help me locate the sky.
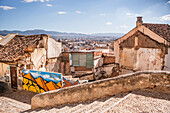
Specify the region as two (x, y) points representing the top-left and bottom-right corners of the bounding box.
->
(0, 0), (170, 34)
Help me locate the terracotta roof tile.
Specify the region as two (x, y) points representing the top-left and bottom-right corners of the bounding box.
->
(0, 34), (47, 62)
(143, 23), (170, 42)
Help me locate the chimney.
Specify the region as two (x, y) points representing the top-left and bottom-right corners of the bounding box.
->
(136, 17), (143, 27)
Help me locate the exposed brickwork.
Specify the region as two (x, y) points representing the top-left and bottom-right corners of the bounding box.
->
(103, 56), (115, 64)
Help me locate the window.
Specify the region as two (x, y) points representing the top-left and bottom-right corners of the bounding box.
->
(86, 53), (93, 69)
(72, 53), (79, 66)
(72, 53), (93, 68)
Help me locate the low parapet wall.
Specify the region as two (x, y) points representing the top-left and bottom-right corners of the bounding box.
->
(31, 71), (170, 109)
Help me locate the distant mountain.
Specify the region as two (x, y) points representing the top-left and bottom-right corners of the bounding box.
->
(0, 29), (124, 40)
(90, 33), (124, 37)
(0, 29), (86, 36)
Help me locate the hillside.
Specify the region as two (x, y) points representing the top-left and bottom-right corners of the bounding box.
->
(0, 29), (124, 40)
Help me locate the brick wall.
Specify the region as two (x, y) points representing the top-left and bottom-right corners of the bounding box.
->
(103, 56), (115, 64)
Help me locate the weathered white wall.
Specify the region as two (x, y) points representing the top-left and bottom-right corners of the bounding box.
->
(0, 63), (10, 82)
(94, 57), (103, 77)
(120, 48), (136, 69)
(136, 48), (162, 70)
(46, 58), (58, 72)
(31, 48), (46, 70)
(94, 57), (103, 69)
(165, 48), (170, 71)
(114, 40), (120, 63)
(48, 38), (62, 59)
(113, 25), (170, 64)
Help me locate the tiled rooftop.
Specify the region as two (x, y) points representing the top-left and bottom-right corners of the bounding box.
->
(143, 23), (170, 42)
(0, 34), (47, 62)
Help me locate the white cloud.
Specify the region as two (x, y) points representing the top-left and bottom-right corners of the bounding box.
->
(46, 4), (52, 7)
(126, 12), (132, 16)
(30, 72), (40, 78)
(160, 14), (170, 21)
(126, 12), (141, 17)
(58, 11), (67, 14)
(23, 0), (46, 3)
(120, 25), (128, 29)
(52, 77), (61, 81)
(75, 11), (82, 14)
(23, 0), (38, 2)
(0, 6), (16, 10)
(99, 13), (106, 16)
(168, 1), (170, 3)
(106, 22), (112, 25)
(43, 74), (61, 81)
(43, 74), (50, 79)
(23, 70), (30, 74)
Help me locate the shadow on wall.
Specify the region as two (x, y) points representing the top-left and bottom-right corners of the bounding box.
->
(0, 81), (9, 93)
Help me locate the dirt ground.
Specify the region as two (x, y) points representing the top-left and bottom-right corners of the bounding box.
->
(0, 89), (37, 105)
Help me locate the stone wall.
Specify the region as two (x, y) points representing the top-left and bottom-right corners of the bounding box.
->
(31, 71), (170, 109)
(103, 56), (115, 64)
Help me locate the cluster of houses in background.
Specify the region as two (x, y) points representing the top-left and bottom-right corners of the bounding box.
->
(0, 17), (169, 92)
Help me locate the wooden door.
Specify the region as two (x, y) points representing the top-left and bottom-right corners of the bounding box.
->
(10, 67), (17, 88)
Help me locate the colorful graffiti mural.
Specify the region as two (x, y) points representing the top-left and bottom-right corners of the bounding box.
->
(22, 69), (62, 93)
(62, 77), (79, 88)
(22, 69), (88, 93)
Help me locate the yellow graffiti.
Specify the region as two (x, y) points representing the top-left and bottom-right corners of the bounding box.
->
(23, 78), (28, 84)
(33, 82), (37, 86)
(35, 85), (40, 93)
(23, 84), (29, 90)
(29, 86), (37, 92)
(29, 80), (33, 85)
(40, 89), (45, 93)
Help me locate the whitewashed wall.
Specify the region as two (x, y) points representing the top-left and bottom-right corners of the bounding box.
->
(135, 48), (162, 70)
(31, 48), (46, 70)
(48, 38), (62, 59)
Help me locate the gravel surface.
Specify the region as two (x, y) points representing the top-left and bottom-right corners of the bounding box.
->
(0, 97), (31, 113)
(91, 93), (129, 113)
(74, 96), (113, 113)
(106, 89), (170, 113)
(0, 89), (169, 113)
